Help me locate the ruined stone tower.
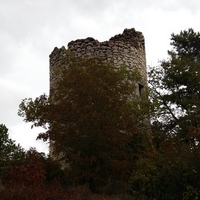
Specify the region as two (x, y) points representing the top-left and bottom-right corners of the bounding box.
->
(49, 28), (147, 156)
(50, 28), (147, 96)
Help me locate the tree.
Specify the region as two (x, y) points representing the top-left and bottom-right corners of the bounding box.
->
(0, 124), (26, 196)
(149, 28), (200, 145)
(18, 54), (150, 192)
(0, 124), (25, 178)
(134, 28), (200, 199)
(0, 124), (25, 163)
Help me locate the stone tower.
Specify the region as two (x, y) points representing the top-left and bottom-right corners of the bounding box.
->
(49, 28), (147, 156)
(50, 28), (147, 96)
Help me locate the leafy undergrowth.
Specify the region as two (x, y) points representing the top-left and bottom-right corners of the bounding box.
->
(65, 185), (132, 200)
(0, 182), (131, 200)
(0, 149), (132, 200)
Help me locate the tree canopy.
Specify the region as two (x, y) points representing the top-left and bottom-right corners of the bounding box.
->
(0, 124), (25, 165)
(130, 28), (200, 200)
(18, 54), (150, 191)
(149, 28), (200, 145)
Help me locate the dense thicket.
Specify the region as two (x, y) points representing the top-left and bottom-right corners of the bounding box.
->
(0, 125), (70, 199)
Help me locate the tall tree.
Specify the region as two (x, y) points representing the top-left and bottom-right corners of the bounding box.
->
(0, 123), (25, 191)
(0, 124), (25, 165)
(18, 55), (150, 191)
(137, 28), (200, 200)
(149, 28), (200, 145)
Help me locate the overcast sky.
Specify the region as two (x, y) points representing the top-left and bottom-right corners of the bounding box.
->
(1, 0), (200, 154)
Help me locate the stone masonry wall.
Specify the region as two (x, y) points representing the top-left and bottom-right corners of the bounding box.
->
(49, 28), (147, 95)
(49, 28), (147, 157)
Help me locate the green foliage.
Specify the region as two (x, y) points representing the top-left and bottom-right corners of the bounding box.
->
(18, 54), (150, 192)
(0, 124), (25, 162)
(129, 151), (189, 200)
(0, 124), (25, 181)
(132, 28), (200, 199)
(149, 28), (200, 143)
(44, 156), (69, 187)
(183, 186), (199, 200)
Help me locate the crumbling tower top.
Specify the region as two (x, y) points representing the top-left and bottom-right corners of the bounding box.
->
(50, 28), (147, 95)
